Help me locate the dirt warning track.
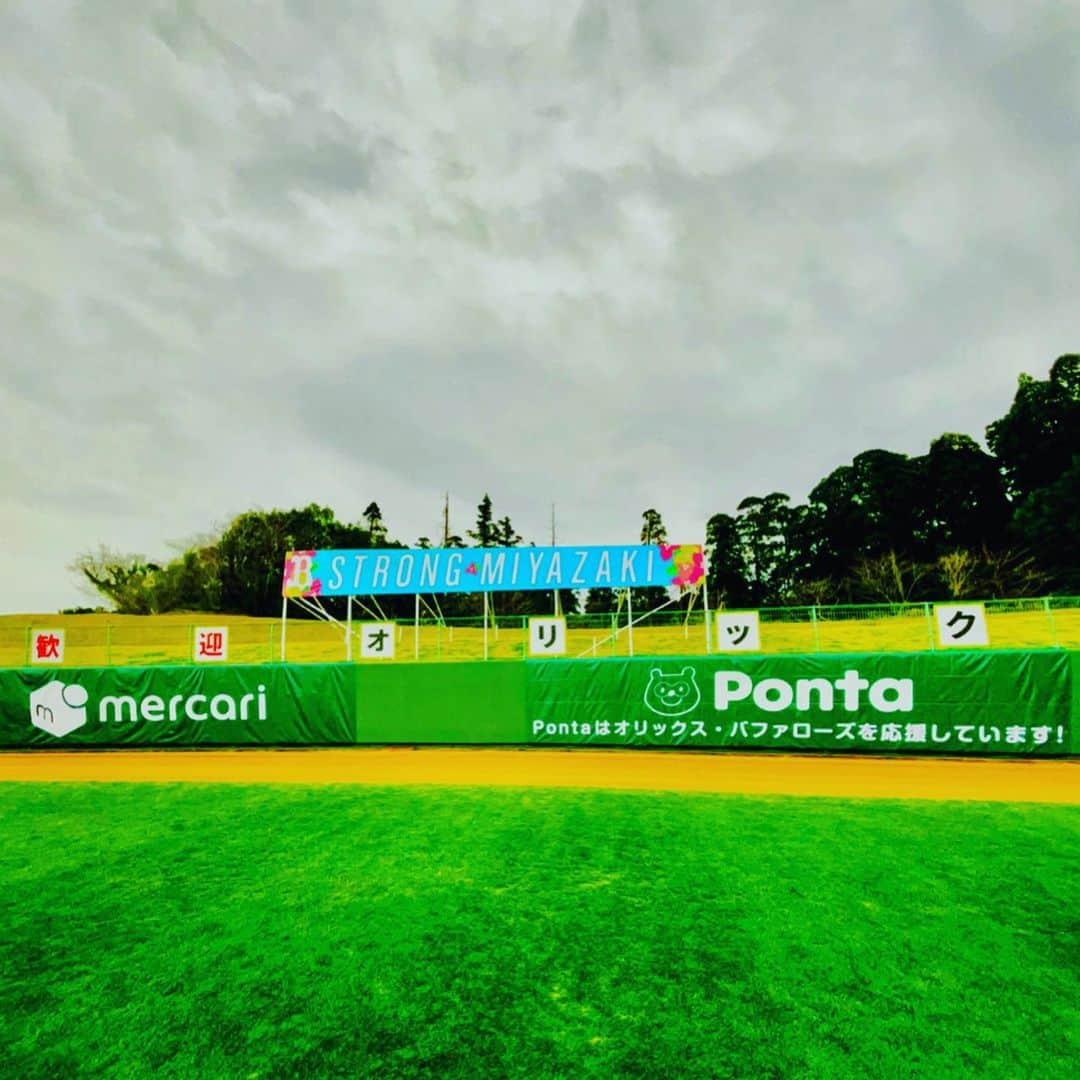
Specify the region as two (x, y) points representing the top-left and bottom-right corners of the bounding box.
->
(0, 748), (1077, 803)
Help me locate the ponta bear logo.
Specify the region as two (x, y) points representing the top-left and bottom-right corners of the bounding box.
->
(644, 667), (702, 717)
(30, 680), (90, 738)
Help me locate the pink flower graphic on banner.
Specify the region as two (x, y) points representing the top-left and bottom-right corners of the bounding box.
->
(658, 544), (705, 588)
(282, 550), (321, 597)
(465, 562), (479, 575)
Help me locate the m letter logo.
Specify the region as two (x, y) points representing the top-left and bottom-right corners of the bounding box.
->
(29, 680), (89, 739)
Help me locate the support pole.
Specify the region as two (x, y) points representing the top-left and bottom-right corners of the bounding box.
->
(483, 593), (489, 660)
(346, 595), (353, 661)
(627, 589), (634, 657)
(280, 597), (288, 662)
(414, 594), (420, 660)
(703, 579), (712, 655)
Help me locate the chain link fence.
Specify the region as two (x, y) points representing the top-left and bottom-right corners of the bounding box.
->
(1, 597), (1077, 667)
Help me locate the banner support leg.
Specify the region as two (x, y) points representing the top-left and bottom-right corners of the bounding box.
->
(483, 593), (489, 660)
(346, 595), (353, 661)
(280, 598), (287, 662)
(627, 590), (634, 657)
(415, 594), (420, 660)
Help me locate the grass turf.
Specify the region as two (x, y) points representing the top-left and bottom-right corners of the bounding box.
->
(0, 784), (1077, 1078)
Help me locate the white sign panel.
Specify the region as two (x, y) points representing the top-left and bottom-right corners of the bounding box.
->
(30, 629), (65, 664)
(528, 617), (567, 656)
(715, 611), (761, 652)
(935, 604), (989, 647)
(360, 622), (396, 659)
(194, 627), (229, 662)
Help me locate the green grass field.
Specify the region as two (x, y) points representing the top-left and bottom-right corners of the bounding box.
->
(2, 784), (1077, 1078)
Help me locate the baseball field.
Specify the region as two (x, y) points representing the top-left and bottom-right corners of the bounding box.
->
(1, 750), (1077, 1078)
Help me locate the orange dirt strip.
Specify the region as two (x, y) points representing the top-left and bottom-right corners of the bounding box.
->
(0, 749), (1077, 803)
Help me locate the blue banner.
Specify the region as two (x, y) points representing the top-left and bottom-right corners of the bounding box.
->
(283, 544), (704, 597)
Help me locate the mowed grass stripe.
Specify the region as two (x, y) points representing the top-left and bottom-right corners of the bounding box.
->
(1, 785), (1077, 1078)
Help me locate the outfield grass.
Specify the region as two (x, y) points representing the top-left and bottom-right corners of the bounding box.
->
(1, 784), (1077, 1078)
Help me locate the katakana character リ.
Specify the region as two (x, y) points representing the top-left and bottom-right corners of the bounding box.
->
(633, 720), (648, 737)
(978, 726), (1001, 744)
(537, 624), (558, 649)
(1005, 726), (1026, 745)
(946, 610), (977, 640)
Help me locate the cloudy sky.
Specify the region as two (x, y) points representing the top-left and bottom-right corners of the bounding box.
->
(2, 1), (1078, 613)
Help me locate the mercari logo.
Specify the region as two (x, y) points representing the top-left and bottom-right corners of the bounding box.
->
(714, 669), (913, 713)
(28, 679), (268, 739)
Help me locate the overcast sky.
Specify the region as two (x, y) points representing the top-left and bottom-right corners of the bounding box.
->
(2, 1), (1078, 613)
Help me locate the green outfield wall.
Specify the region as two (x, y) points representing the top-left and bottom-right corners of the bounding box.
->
(0, 651), (1076, 756)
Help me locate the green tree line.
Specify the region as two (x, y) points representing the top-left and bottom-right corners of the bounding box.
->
(71, 355), (1078, 616)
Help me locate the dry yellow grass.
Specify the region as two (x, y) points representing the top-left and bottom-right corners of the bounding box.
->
(1, 605), (1076, 667)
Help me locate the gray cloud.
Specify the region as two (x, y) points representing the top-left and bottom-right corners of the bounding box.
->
(1, 0), (1077, 611)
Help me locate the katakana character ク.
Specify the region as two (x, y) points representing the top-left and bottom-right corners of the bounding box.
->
(366, 627), (390, 652)
(931, 725), (952, 743)
(881, 723), (903, 743)
(904, 723), (927, 743)
(1005, 726), (1027, 745)
(672, 720), (687, 738)
(196, 631), (225, 658)
(793, 722), (811, 739)
(946, 610), (977, 640)
(956, 725), (974, 744)
(596, 721), (611, 737)
(34, 634), (62, 660)
(978, 726), (1001, 744)
(633, 720), (649, 737)
(751, 722), (769, 739)
(691, 721), (706, 737)
(652, 723), (667, 737)
(858, 724), (878, 741)
(836, 723), (856, 740)
(729, 721), (749, 737)
(615, 721), (629, 736)
(725, 623), (750, 646)
(1032, 726), (1051, 745)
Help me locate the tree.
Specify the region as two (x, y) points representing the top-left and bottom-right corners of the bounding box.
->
(735, 493), (802, 605)
(923, 434), (1009, 555)
(704, 513), (751, 607)
(986, 355), (1080, 499)
(848, 550), (935, 604)
(363, 502), (387, 544)
(1010, 456), (1080, 592)
(70, 548), (161, 614)
(639, 509), (667, 545)
(217, 504), (338, 616)
(468, 495), (496, 547)
(495, 516), (521, 547)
